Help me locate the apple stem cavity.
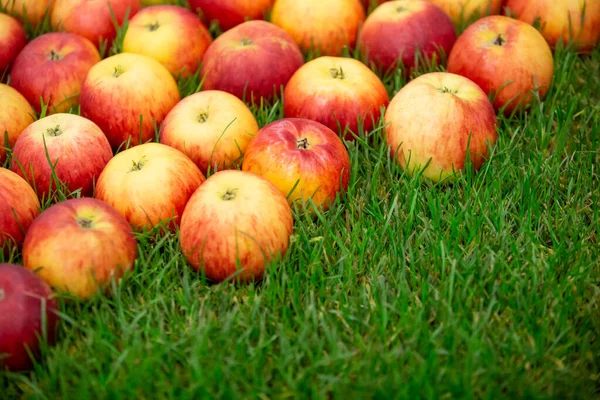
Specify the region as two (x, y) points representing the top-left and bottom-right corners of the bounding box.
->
(77, 218), (93, 229)
(48, 50), (62, 61)
(296, 137), (310, 150)
(45, 125), (63, 137)
(147, 21), (160, 31)
(396, 6), (407, 13)
(330, 67), (345, 80)
(437, 86), (458, 95)
(222, 188), (238, 201)
(241, 38), (253, 46)
(494, 34), (507, 46)
(197, 112), (209, 123)
(129, 156), (147, 172)
(113, 65), (125, 78)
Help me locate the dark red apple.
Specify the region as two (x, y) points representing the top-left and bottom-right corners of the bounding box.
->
(189, 0), (275, 32)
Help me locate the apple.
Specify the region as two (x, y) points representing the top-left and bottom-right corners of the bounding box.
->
(180, 169), (293, 283)
(363, 0), (389, 11)
(0, 12), (27, 75)
(189, 0), (274, 32)
(0, 83), (36, 163)
(504, 0), (600, 52)
(271, 0), (366, 56)
(283, 56), (389, 139)
(22, 198), (138, 300)
(384, 71), (498, 182)
(79, 52), (180, 151)
(200, 20), (304, 104)
(1, 0), (53, 27)
(9, 32), (101, 115)
(447, 15), (554, 114)
(50, 0), (141, 51)
(159, 90), (259, 175)
(122, 5), (212, 78)
(0, 263), (59, 371)
(0, 168), (40, 255)
(94, 142), (205, 231)
(428, 0), (503, 26)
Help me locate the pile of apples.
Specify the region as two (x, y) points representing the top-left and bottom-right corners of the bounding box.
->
(1, 0), (599, 372)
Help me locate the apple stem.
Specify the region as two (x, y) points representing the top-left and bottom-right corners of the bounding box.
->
(129, 156), (147, 172)
(147, 21), (160, 31)
(222, 188), (238, 201)
(437, 86), (458, 95)
(48, 50), (62, 61)
(197, 112), (209, 123)
(241, 38), (253, 46)
(77, 218), (93, 229)
(296, 137), (310, 150)
(330, 67), (345, 80)
(494, 34), (506, 46)
(45, 125), (63, 137)
(113, 65), (125, 78)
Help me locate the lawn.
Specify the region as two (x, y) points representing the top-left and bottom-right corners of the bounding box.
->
(2, 3), (600, 400)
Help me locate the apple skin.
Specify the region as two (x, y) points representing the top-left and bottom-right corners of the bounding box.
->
(0, 0), (53, 27)
(9, 32), (101, 115)
(0, 83), (36, 163)
(504, 0), (600, 52)
(180, 169), (293, 283)
(159, 90), (259, 175)
(79, 52), (181, 151)
(50, 0), (141, 51)
(0, 13), (27, 75)
(283, 56), (389, 139)
(0, 263), (59, 371)
(122, 5), (212, 78)
(0, 168), (40, 255)
(428, 0), (503, 26)
(189, 0), (274, 32)
(271, 0), (366, 56)
(447, 15), (554, 114)
(384, 72), (498, 182)
(21, 198), (138, 300)
(200, 20), (304, 104)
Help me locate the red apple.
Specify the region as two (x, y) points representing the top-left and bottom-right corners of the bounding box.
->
(0, 12), (27, 75)
(189, 0), (275, 32)
(0, 263), (59, 371)
(428, 0), (503, 26)
(1, 0), (53, 27)
(95, 142), (206, 231)
(79, 52), (181, 151)
(0, 83), (36, 163)
(0, 168), (40, 254)
(504, 0), (600, 52)
(180, 169), (293, 283)
(447, 15), (554, 114)
(22, 198), (138, 300)
(159, 90), (259, 175)
(10, 113), (113, 200)
(283, 56), (389, 139)
(9, 32), (101, 115)
(384, 72), (498, 182)
(271, 0), (366, 56)
(241, 118), (351, 211)
(200, 20), (304, 104)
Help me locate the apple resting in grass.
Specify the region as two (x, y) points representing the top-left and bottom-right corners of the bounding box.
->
(0, 263), (59, 371)
(384, 72), (498, 182)
(1, 0), (53, 27)
(80, 52), (180, 151)
(95, 142), (206, 231)
(22, 198), (138, 300)
(0, 83), (36, 163)
(159, 90), (259, 175)
(10, 113), (113, 199)
(242, 118), (351, 211)
(9, 32), (101, 115)
(283, 56), (389, 139)
(0, 13), (27, 75)
(0, 168), (40, 255)
(504, 0), (600, 52)
(428, 0), (503, 26)
(180, 169), (293, 283)
(447, 15), (554, 114)
(200, 20), (304, 104)
(271, 0), (365, 56)
(123, 5), (212, 78)
(189, 0), (275, 32)
(358, 0), (457, 75)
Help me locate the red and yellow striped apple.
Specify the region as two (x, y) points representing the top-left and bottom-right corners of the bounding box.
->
(189, 0), (274, 32)
(0, 13), (27, 75)
(428, 0), (503, 26)
(0, 83), (36, 163)
(1, 0), (53, 27)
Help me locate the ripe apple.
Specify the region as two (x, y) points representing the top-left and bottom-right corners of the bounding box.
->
(189, 0), (274, 32)
(50, 0), (141, 51)
(447, 15), (554, 114)
(122, 5), (212, 78)
(9, 32), (101, 115)
(180, 169), (293, 283)
(384, 72), (498, 182)
(1, 0), (53, 27)
(504, 0), (600, 52)
(0, 263), (59, 371)
(427, 0), (503, 26)
(0, 168), (40, 255)
(79, 52), (180, 151)
(358, 0), (457, 75)
(200, 20), (304, 104)
(0, 83), (36, 163)
(271, 0), (366, 56)
(159, 90), (259, 175)
(283, 56), (389, 139)
(0, 13), (27, 75)
(22, 198), (138, 300)
(95, 142), (205, 231)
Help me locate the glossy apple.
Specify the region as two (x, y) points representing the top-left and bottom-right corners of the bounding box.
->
(1, 0), (53, 27)
(283, 56), (389, 139)
(0, 83), (36, 163)
(447, 15), (554, 114)
(189, 0), (274, 32)
(0, 13), (27, 75)
(79, 52), (180, 151)
(180, 169), (293, 283)
(428, 0), (503, 26)
(384, 72), (498, 182)
(159, 90), (259, 175)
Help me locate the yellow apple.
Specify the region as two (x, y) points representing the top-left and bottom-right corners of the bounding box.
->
(0, 83), (36, 163)
(1, 0), (53, 27)
(428, 0), (503, 26)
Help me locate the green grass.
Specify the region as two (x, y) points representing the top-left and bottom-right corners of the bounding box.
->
(2, 3), (600, 399)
